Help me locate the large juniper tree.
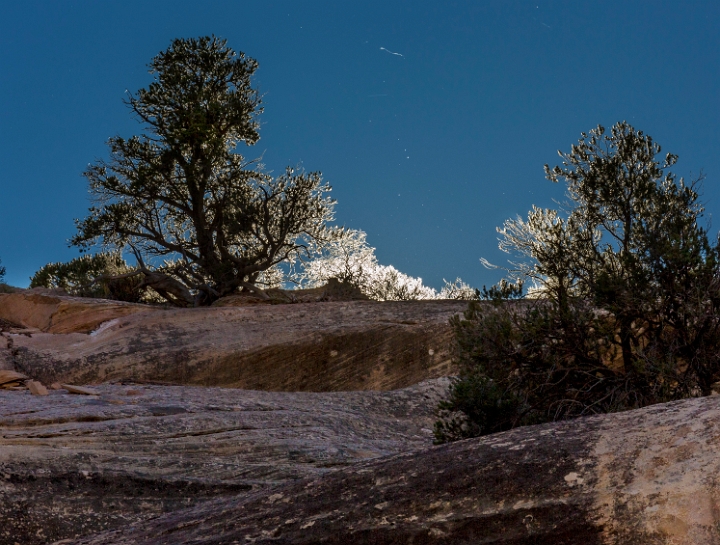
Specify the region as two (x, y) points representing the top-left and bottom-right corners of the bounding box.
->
(73, 36), (339, 306)
(436, 122), (720, 442)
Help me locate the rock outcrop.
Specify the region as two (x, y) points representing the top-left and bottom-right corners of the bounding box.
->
(67, 394), (720, 545)
(0, 379), (449, 545)
(6, 292), (718, 544)
(0, 290), (151, 334)
(0, 291), (470, 543)
(3, 297), (465, 391)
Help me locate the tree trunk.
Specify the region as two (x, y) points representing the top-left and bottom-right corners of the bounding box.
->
(619, 319), (634, 374)
(140, 271), (195, 307)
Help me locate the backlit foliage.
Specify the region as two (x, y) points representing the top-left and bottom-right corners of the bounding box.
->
(436, 122), (720, 442)
(296, 229), (475, 301)
(73, 36), (340, 306)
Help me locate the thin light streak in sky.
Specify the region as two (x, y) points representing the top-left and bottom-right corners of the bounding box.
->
(379, 47), (404, 57)
(0, 1), (718, 290)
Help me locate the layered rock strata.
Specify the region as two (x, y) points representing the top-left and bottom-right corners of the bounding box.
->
(0, 291), (151, 334)
(4, 298), (465, 391)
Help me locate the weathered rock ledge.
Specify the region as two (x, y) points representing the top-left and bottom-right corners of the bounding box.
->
(0, 292), (470, 543)
(0, 290), (152, 334)
(68, 394), (720, 545)
(6, 292), (716, 544)
(2, 294), (465, 390)
(0, 378), (450, 545)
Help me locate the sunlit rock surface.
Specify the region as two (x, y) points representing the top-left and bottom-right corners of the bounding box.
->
(3, 296), (464, 391)
(0, 290), (151, 334)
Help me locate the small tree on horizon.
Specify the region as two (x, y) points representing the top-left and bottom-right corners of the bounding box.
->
(30, 252), (153, 302)
(436, 122), (720, 442)
(73, 36), (340, 306)
(296, 229), (475, 300)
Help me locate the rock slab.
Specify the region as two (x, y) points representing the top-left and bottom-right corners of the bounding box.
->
(6, 299), (466, 391)
(0, 291), (151, 334)
(0, 379), (450, 545)
(66, 394), (720, 545)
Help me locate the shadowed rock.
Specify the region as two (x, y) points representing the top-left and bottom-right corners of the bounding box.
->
(65, 394), (720, 545)
(0, 379), (450, 545)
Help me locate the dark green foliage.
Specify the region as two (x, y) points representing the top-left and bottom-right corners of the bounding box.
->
(0, 258), (13, 293)
(30, 253), (151, 303)
(436, 122), (720, 443)
(73, 36), (339, 307)
(434, 368), (526, 442)
(478, 279), (523, 302)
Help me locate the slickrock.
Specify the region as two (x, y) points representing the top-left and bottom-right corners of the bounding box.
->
(0, 370), (27, 388)
(61, 394), (720, 545)
(0, 378), (450, 545)
(0, 290), (151, 334)
(7, 300), (465, 391)
(3, 292), (719, 544)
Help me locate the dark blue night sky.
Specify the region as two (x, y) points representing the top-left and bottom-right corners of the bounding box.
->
(2, 1), (719, 289)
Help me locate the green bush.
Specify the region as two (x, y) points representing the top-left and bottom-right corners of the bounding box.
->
(436, 123), (720, 443)
(0, 258), (17, 293)
(30, 253), (151, 303)
(434, 369), (526, 443)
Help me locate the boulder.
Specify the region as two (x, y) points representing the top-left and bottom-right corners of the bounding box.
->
(68, 394), (720, 545)
(6, 299), (465, 391)
(0, 378), (449, 545)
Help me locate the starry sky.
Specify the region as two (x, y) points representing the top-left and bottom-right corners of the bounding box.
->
(1, 1), (719, 289)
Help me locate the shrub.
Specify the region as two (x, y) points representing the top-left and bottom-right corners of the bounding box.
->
(436, 123), (720, 442)
(30, 253), (152, 303)
(297, 229), (475, 301)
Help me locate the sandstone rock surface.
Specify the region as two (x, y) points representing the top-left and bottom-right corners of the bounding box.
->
(0, 378), (450, 545)
(66, 394), (720, 545)
(0, 291), (151, 334)
(5, 298), (465, 391)
(0, 292), (469, 543)
(2, 292), (718, 544)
